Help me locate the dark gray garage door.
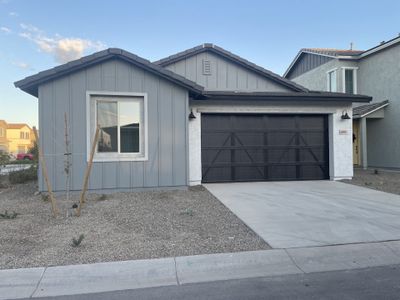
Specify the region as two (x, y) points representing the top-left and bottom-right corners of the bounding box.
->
(201, 114), (329, 182)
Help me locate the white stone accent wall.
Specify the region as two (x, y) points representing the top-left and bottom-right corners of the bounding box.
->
(188, 110), (202, 185)
(188, 101), (353, 183)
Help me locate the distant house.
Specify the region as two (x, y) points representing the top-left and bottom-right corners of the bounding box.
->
(284, 35), (399, 169)
(0, 120), (9, 153)
(15, 45), (369, 192)
(6, 123), (36, 155)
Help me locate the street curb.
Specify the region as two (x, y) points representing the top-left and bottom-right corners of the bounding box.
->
(1, 241), (400, 299)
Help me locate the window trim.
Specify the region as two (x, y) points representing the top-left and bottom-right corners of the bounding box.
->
(326, 68), (337, 92)
(86, 91), (148, 162)
(341, 67), (358, 94)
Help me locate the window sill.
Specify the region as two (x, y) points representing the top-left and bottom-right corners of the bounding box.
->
(90, 155), (148, 163)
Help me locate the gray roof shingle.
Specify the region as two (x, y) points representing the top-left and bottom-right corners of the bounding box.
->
(353, 100), (389, 118)
(14, 48), (205, 97)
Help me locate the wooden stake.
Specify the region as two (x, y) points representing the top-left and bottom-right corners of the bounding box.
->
(76, 125), (100, 217)
(33, 127), (59, 217)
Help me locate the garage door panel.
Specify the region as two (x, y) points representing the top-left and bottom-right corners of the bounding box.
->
(234, 149), (264, 163)
(201, 114), (329, 182)
(269, 165), (297, 180)
(202, 149), (231, 164)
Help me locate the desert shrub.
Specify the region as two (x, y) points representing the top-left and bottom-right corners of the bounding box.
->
(0, 152), (11, 165)
(0, 210), (19, 219)
(71, 234), (85, 247)
(9, 165), (38, 184)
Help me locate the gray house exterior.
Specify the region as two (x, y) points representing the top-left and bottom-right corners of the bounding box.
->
(15, 45), (370, 192)
(284, 36), (400, 169)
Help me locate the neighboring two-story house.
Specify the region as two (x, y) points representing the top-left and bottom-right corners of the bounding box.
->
(0, 120), (9, 153)
(6, 123), (35, 156)
(284, 36), (399, 169)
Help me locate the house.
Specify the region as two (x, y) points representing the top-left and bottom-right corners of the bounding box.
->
(0, 120), (9, 153)
(284, 35), (400, 169)
(14, 45), (370, 192)
(6, 123), (36, 156)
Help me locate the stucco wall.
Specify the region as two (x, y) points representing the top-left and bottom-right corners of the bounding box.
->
(188, 101), (354, 184)
(291, 59), (358, 93)
(358, 44), (400, 168)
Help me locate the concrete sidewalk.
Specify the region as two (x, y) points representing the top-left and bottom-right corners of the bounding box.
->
(2, 240), (400, 299)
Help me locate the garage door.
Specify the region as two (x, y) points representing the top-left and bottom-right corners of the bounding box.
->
(201, 114), (329, 182)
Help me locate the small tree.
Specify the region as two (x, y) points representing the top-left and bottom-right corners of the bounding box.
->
(28, 142), (38, 161)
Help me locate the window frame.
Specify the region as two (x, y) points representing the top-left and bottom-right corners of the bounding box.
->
(86, 91), (148, 162)
(326, 68), (337, 92)
(342, 67), (358, 94)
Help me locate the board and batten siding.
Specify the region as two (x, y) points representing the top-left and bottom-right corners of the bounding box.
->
(38, 58), (189, 192)
(286, 53), (333, 80)
(164, 51), (291, 92)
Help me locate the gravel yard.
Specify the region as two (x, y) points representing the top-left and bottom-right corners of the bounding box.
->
(0, 181), (269, 270)
(342, 168), (400, 195)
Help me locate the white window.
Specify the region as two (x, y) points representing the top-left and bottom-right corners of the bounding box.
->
(87, 92), (148, 162)
(342, 67), (358, 94)
(327, 69), (337, 92)
(0, 128), (4, 137)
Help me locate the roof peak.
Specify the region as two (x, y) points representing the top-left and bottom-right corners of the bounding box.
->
(153, 43), (307, 92)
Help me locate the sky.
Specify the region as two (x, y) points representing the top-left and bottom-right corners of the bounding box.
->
(1, 0), (399, 128)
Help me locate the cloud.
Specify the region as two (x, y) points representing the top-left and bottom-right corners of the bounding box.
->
(0, 26), (11, 34)
(9, 11), (18, 17)
(19, 23), (106, 63)
(12, 61), (32, 70)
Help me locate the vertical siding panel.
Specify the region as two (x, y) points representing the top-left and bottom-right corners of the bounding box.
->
(247, 72), (258, 90)
(37, 87), (44, 191)
(130, 65), (145, 188)
(143, 72), (159, 187)
(158, 81), (173, 186)
(116, 60), (132, 188)
(70, 71), (86, 191)
(39, 83), (54, 192)
(226, 63), (237, 89)
(185, 57), (197, 83)
(173, 88), (187, 185)
(86, 64), (103, 190)
(174, 60), (186, 77)
(216, 58), (227, 89)
(53, 77), (70, 191)
(101, 60), (117, 189)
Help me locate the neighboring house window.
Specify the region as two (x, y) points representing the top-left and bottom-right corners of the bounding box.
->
(327, 69), (337, 92)
(0, 128), (4, 137)
(20, 132), (24, 139)
(87, 92), (148, 162)
(342, 67), (358, 94)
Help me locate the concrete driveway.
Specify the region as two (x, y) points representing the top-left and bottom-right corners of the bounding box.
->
(205, 181), (400, 249)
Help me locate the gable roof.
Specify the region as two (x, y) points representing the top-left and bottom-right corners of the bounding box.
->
(7, 123), (31, 130)
(284, 35), (400, 78)
(154, 43), (308, 92)
(353, 100), (389, 118)
(14, 48), (204, 97)
(301, 48), (364, 57)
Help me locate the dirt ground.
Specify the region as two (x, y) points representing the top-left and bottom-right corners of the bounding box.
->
(0, 181), (269, 270)
(342, 168), (400, 195)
